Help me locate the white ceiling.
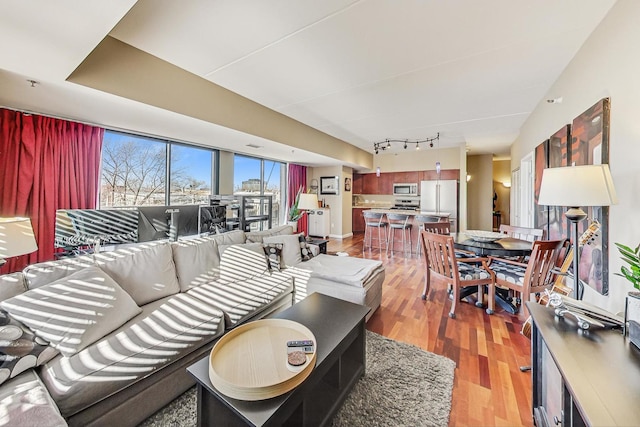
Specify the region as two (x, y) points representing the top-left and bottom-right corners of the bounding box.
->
(0, 0), (616, 166)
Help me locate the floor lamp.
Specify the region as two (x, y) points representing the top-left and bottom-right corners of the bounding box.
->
(0, 217), (38, 267)
(538, 164), (618, 300)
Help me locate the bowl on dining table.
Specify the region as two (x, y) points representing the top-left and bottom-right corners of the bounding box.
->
(464, 230), (504, 243)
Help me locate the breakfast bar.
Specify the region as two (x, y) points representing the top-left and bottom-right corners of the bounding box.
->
(360, 208), (452, 255)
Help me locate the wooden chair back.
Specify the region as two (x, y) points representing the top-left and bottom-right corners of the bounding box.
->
(499, 224), (545, 242)
(421, 230), (457, 282)
(492, 239), (563, 317)
(421, 230), (495, 318)
(420, 221), (450, 235)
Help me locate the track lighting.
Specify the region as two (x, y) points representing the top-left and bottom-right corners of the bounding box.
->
(372, 133), (439, 153)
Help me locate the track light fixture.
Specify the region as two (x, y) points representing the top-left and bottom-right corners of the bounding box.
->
(373, 133), (440, 153)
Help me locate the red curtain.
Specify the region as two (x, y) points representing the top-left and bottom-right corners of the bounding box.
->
(288, 164), (308, 235)
(0, 109), (104, 273)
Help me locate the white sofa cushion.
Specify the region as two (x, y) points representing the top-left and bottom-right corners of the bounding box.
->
(171, 238), (220, 292)
(40, 292), (225, 417)
(263, 234), (302, 267)
(0, 266), (142, 357)
(187, 273), (293, 327)
(23, 255), (95, 290)
(245, 225), (293, 243)
(218, 244), (270, 282)
(96, 243), (181, 305)
(0, 272), (27, 302)
(209, 229), (246, 246)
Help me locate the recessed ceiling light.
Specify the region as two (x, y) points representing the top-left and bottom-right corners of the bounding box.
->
(246, 144), (262, 149)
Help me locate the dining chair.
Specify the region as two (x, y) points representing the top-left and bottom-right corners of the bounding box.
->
(488, 239), (564, 316)
(414, 215), (449, 255)
(386, 213), (412, 257)
(499, 224), (546, 242)
(362, 211), (388, 252)
(420, 230), (495, 318)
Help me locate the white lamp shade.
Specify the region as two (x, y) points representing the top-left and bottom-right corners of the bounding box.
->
(297, 193), (319, 211)
(538, 164), (618, 207)
(0, 217), (38, 259)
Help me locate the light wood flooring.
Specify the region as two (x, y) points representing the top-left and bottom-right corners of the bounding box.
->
(327, 233), (533, 427)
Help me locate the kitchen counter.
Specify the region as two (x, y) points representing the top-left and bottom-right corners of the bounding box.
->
(355, 208), (453, 254)
(352, 203), (392, 209)
(364, 208), (450, 218)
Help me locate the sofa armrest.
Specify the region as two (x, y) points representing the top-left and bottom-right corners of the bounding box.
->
(0, 370), (67, 427)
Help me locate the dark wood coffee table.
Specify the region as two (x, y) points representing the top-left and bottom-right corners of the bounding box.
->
(187, 292), (370, 426)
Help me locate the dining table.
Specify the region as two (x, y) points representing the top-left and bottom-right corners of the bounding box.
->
(453, 232), (533, 314)
(452, 232), (533, 257)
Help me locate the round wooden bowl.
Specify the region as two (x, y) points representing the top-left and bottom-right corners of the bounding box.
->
(208, 318), (317, 401)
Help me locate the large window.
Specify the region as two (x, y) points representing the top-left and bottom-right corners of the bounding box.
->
(100, 130), (215, 207)
(234, 155), (285, 226)
(170, 144), (212, 205)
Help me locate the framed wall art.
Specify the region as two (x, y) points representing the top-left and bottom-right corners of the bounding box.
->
(320, 176), (339, 195)
(570, 97), (611, 295)
(547, 124), (571, 241)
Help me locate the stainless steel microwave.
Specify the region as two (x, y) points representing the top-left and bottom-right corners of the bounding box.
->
(392, 183), (418, 196)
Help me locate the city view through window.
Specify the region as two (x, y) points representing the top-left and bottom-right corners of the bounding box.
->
(99, 131), (286, 229)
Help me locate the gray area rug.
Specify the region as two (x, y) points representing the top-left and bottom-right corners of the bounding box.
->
(140, 331), (456, 427)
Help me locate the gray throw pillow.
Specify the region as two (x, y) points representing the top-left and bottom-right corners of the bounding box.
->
(263, 243), (284, 271)
(0, 310), (58, 385)
(0, 266), (142, 358)
(298, 234), (315, 261)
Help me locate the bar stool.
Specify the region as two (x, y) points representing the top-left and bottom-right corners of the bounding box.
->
(386, 213), (412, 256)
(414, 215), (445, 256)
(363, 211), (388, 252)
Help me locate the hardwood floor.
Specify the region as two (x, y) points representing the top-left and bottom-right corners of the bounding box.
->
(327, 234), (533, 427)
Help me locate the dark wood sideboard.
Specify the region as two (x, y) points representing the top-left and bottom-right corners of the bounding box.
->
(528, 302), (640, 426)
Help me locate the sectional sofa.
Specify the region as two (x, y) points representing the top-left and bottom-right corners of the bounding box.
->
(0, 225), (384, 426)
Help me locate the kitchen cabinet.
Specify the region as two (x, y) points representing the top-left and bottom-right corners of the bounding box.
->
(378, 173), (393, 195)
(308, 208), (330, 239)
(352, 174), (363, 194)
(419, 169), (460, 181)
(352, 208), (366, 233)
(353, 169), (460, 195)
(362, 173), (379, 194)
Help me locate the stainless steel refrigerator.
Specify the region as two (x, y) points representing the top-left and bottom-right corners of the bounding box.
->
(420, 180), (458, 232)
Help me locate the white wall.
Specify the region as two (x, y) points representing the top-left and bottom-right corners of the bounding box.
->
(467, 155), (494, 230)
(310, 165), (346, 238)
(511, 0), (640, 313)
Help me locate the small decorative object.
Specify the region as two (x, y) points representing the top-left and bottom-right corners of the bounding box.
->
(615, 242), (640, 348)
(345, 177), (351, 192)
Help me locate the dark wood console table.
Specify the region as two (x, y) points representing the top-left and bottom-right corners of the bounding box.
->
(528, 302), (640, 426)
(187, 293), (369, 426)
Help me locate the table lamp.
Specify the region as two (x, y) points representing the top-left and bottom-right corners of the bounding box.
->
(538, 164), (618, 299)
(0, 217), (38, 267)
